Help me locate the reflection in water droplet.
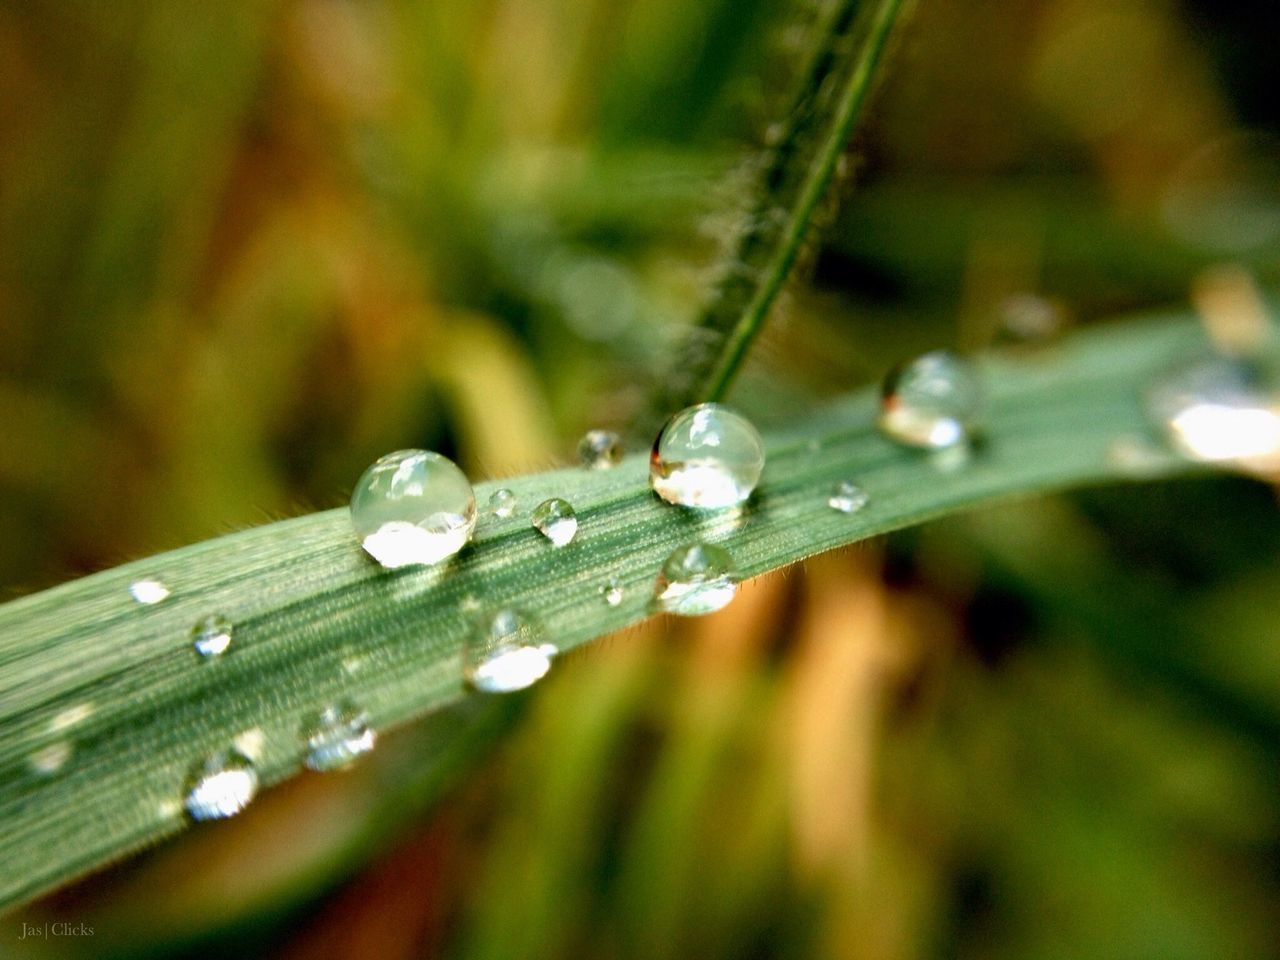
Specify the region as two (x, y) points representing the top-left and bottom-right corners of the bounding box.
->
(578, 429), (623, 469)
(650, 403), (765, 508)
(601, 577), (624, 607)
(191, 614), (233, 659)
(129, 579), (170, 605)
(827, 481), (869, 514)
(879, 351), (983, 449)
(1146, 352), (1280, 473)
(488, 488), (517, 518)
(465, 609), (556, 693)
(654, 542), (740, 616)
(303, 702), (376, 772)
(531, 498), (578, 547)
(185, 749), (258, 821)
(30, 742), (72, 776)
(350, 449), (476, 568)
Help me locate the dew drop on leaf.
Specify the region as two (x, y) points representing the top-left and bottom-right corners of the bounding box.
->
(464, 609), (556, 693)
(129, 579), (170, 605)
(185, 749), (258, 821)
(578, 429), (622, 469)
(654, 542), (740, 616)
(827, 481), (869, 514)
(350, 449), (476, 568)
(531, 498), (578, 547)
(191, 614), (233, 659)
(650, 403), (765, 508)
(302, 702), (376, 772)
(879, 351), (983, 449)
(488, 487), (517, 518)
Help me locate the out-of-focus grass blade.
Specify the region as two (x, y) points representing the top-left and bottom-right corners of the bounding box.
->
(0, 313), (1214, 911)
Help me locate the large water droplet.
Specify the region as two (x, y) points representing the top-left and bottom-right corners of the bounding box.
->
(303, 702), (376, 772)
(129, 579), (170, 605)
(531, 498), (578, 547)
(578, 429), (622, 469)
(650, 403), (765, 508)
(601, 577), (624, 607)
(827, 481), (869, 514)
(185, 750), (258, 821)
(191, 614), (233, 659)
(465, 609), (556, 693)
(879, 351), (983, 449)
(488, 487), (517, 518)
(654, 542), (740, 616)
(1145, 351), (1280, 473)
(350, 449), (477, 568)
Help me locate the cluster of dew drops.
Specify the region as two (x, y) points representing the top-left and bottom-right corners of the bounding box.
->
(97, 339), (1279, 824)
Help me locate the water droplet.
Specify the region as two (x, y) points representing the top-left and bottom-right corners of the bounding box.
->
(999, 293), (1067, 343)
(650, 403), (765, 508)
(488, 487), (517, 518)
(531, 498), (578, 547)
(827, 481), (869, 514)
(654, 542), (740, 616)
(50, 703), (94, 732)
(465, 609), (556, 693)
(578, 429), (622, 469)
(1145, 352), (1280, 473)
(30, 742), (72, 776)
(303, 702), (376, 772)
(129, 579), (170, 605)
(879, 351), (983, 449)
(191, 614), (233, 659)
(601, 577), (624, 607)
(350, 449), (477, 568)
(185, 749), (258, 821)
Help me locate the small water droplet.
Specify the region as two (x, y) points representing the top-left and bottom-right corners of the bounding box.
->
(654, 542), (740, 616)
(488, 487), (517, 518)
(531, 498), (578, 547)
(879, 351), (983, 449)
(30, 742), (72, 776)
(350, 449), (477, 568)
(50, 703), (94, 732)
(465, 609), (556, 693)
(578, 429), (623, 469)
(999, 293), (1067, 343)
(650, 403), (765, 508)
(185, 749), (258, 821)
(1145, 351), (1280, 473)
(827, 481), (869, 514)
(191, 614), (233, 659)
(303, 702), (376, 772)
(129, 579), (170, 605)
(601, 577), (624, 607)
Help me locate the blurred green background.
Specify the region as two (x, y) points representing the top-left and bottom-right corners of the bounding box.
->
(3, 0), (1279, 957)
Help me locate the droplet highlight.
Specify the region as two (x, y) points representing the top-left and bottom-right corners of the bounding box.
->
(350, 449), (477, 568)
(191, 614), (233, 659)
(129, 579), (170, 605)
(465, 609), (556, 693)
(827, 481), (869, 514)
(650, 403), (765, 508)
(879, 351), (983, 449)
(30, 742), (72, 776)
(578, 429), (622, 469)
(185, 749), (258, 821)
(531, 498), (578, 547)
(1145, 351), (1280, 473)
(601, 577), (624, 607)
(654, 542), (740, 616)
(488, 487), (517, 518)
(303, 702), (376, 772)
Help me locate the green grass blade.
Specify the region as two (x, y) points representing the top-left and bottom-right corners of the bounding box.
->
(644, 0), (909, 423)
(0, 312), (1213, 911)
